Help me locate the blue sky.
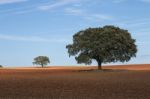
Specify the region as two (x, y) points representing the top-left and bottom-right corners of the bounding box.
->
(0, 0), (150, 67)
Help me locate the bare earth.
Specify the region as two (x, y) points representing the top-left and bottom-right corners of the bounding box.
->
(0, 64), (150, 99)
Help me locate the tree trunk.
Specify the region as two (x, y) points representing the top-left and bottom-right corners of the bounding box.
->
(97, 59), (102, 70)
(41, 64), (44, 68)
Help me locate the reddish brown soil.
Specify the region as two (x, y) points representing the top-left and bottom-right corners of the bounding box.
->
(0, 64), (150, 99)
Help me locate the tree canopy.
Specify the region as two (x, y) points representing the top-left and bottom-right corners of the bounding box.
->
(66, 25), (137, 70)
(33, 56), (50, 68)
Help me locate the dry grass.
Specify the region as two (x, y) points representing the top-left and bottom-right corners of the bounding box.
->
(0, 64), (150, 99)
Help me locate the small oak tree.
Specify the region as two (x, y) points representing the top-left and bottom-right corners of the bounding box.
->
(66, 25), (137, 70)
(0, 65), (3, 68)
(33, 56), (50, 68)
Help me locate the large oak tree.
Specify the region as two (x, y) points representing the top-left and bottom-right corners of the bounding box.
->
(66, 25), (137, 70)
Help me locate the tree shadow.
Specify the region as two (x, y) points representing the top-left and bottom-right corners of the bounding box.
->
(77, 69), (129, 72)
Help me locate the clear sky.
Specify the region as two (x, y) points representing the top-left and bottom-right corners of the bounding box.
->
(0, 0), (150, 67)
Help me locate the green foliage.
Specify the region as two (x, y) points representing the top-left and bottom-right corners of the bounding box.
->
(33, 56), (50, 68)
(0, 65), (3, 68)
(66, 25), (137, 69)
